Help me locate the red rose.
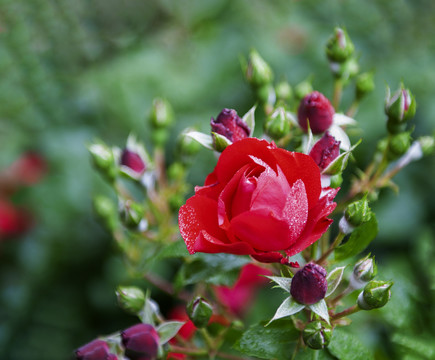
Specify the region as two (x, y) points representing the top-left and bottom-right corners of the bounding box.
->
(178, 138), (337, 259)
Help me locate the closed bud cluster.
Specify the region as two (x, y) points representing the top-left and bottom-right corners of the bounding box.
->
(116, 286), (146, 314)
(75, 339), (118, 360)
(245, 49), (273, 88)
(303, 321), (332, 350)
(356, 72), (375, 100)
(187, 297), (213, 328)
(350, 255), (377, 290)
(326, 27), (355, 63)
(290, 263), (328, 305)
(211, 108), (250, 149)
(358, 280), (393, 310)
(385, 85), (416, 133)
(298, 91), (335, 134)
(387, 132), (412, 161)
(344, 196), (371, 227)
(264, 107), (290, 140)
(121, 324), (160, 360)
(309, 132), (341, 171)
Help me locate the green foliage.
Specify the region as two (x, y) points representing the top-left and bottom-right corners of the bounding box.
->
(328, 329), (374, 360)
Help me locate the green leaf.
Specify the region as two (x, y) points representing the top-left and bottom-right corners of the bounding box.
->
(327, 328), (374, 360)
(392, 333), (435, 360)
(157, 321), (186, 345)
(266, 297), (305, 325)
(335, 215), (378, 261)
(297, 348), (336, 359)
(179, 253), (251, 286)
(234, 320), (299, 359)
(242, 105), (256, 136)
(185, 131), (213, 150)
(326, 266), (345, 297)
(156, 240), (189, 260)
(308, 299), (329, 324)
(265, 275), (292, 292)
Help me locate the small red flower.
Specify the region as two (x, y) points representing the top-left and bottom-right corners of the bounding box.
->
(210, 108), (250, 143)
(298, 91), (335, 134)
(75, 339), (118, 360)
(309, 132), (340, 170)
(290, 262), (327, 305)
(178, 138), (337, 259)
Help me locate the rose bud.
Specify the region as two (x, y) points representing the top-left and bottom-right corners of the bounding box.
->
(344, 196), (372, 228)
(326, 27), (355, 63)
(116, 286), (146, 314)
(187, 297), (213, 328)
(75, 339), (118, 360)
(385, 85), (416, 129)
(290, 263), (328, 305)
(121, 323), (160, 360)
(245, 49), (273, 88)
(309, 132), (340, 171)
(356, 72), (375, 100)
(275, 79), (293, 102)
(119, 199), (145, 229)
(149, 98), (174, 129)
(303, 320), (332, 350)
(350, 255), (377, 290)
(418, 136), (435, 156)
(177, 129), (201, 158)
(298, 91), (335, 134)
(121, 149), (146, 176)
(89, 141), (117, 182)
(357, 280), (393, 310)
(211, 108), (250, 147)
(387, 132), (412, 161)
(264, 107), (290, 140)
(294, 77), (314, 101)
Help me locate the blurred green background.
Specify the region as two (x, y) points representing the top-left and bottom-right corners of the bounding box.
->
(0, 0), (434, 359)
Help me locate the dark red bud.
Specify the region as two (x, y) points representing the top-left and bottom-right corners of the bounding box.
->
(210, 108), (250, 143)
(290, 263), (328, 305)
(297, 92), (335, 134)
(121, 323), (160, 360)
(309, 132), (340, 170)
(121, 149), (146, 174)
(75, 339), (118, 360)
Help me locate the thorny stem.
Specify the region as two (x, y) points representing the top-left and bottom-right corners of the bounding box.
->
(332, 305), (360, 320)
(317, 232), (345, 265)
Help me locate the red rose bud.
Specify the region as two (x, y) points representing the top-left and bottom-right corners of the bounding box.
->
(298, 91), (335, 134)
(121, 149), (146, 175)
(357, 280), (393, 310)
(309, 132), (340, 170)
(326, 27), (355, 63)
(211, 108), (250, 144)
(290, 263), (327, 305)
(75, 339), (118, 360)
(121, 323), (160, 360)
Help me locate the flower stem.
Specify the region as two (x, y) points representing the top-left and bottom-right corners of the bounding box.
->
(332, 78), (343, 109)
(168, 345), (208, 356)
(332, 305), (360, 320)
(317, 232), (345, 265)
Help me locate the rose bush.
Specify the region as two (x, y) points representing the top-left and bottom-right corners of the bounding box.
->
(178, 138), (338, 260)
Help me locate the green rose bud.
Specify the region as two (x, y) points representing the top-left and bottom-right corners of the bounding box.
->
(255, 84), (276, 108)
(294, 77), (314, 101)
(387, 132), (412, 161)
(275, 79), (293, 102)
(187, 297), (213, 328)
(418, 136), (435, 156)
(344, 196), (372, 227)
(149, 98), (174, 129)
(177, 129), (202, 158)
(119, 199), (145, 229)
(88, 141), (117, 182)
(93, 195), (118, 231)
(326, 27), (355, 63)
(358, 280), (393, 310)
(167, 162), (186, 182)
(350, 255), (377, 289)
(264, 107), (291, 140)
(245, 49), (273, 88)
(116, 286), (146, 314)
(330, 57), (359, 81)
(385, 84), (416, 126)
(356, 72), (375, 100)
(303, 321), (332, 350)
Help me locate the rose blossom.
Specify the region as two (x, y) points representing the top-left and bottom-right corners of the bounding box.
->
(178, 138), (338, 260)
